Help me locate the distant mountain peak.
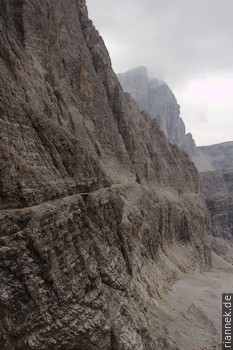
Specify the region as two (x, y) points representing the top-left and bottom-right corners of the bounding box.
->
(117, 66), (197, 156)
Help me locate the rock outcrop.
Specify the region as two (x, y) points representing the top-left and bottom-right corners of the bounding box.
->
(117, 66), (197, 156)
(194, 141), (233, 172)
(117, 67), (233, 263)
(0, 1), (210, 349)
(196, 142), (233, 263)
(201, 169), (233, 239)
(201, 169), (233, 262)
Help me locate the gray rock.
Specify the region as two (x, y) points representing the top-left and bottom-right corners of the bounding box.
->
(201, 169), (233, 240)
(0, 1), (210, 349)
(117, 66), (197, 156)
(117, 67), (233, 254)
(197, 142), (233, 259)
(196, 141), (233, 172)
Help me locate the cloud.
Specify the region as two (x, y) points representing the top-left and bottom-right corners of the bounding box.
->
(86, 0), (233, 145)
(174, 73), (233, 145)
(87, 0), (233, 85)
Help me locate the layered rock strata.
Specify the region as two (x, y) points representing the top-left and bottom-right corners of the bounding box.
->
(201, 169), (233, 262)
(117, 67), (233, 262)
(201, 169), (233, 239)
(0, 1), (210, 349)
(197, 142), (233, 263)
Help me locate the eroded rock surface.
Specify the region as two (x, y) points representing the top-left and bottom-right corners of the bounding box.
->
(195, 141), (233, 172)
(201, 169), (233, 239)
(117, 67), (233, 261)
(0, 1), (210, 349)
(117, 66), (197, 156)
(201, 169), (233, 262)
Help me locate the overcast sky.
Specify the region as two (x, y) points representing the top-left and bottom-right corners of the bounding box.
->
(86, 0), (233, 146)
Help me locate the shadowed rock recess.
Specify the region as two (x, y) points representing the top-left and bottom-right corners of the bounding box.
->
(0, 1), (210, 349)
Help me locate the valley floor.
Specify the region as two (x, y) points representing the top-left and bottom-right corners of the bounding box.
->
(164, 252), (233, 350)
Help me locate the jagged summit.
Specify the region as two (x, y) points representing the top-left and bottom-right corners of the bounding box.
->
(118, 66), (165, 86)
(118, 66), (197, 156)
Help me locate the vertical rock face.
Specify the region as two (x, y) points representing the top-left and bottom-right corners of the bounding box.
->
(0, 1), (210, 349)
(117, 66), (197, 156)
(197, 141), (233, 259)
(196, 141), (233, 239)
(117, 67), (233, 263)
(201, 169), (233, 239)
(201, 169), (233, 262)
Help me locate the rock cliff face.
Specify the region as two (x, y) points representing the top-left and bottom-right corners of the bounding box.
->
(201, 169), (233, 263)
(117, 67), (197, 156)
(0, 1), (210, 349)
(197, 141), (233, 262)
(117, 68), (233, 260)
(201, 169), (233, 239)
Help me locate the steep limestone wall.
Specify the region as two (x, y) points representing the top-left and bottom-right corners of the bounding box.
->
(0, 1), (210, 349)
(117, 66), (197, 156)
